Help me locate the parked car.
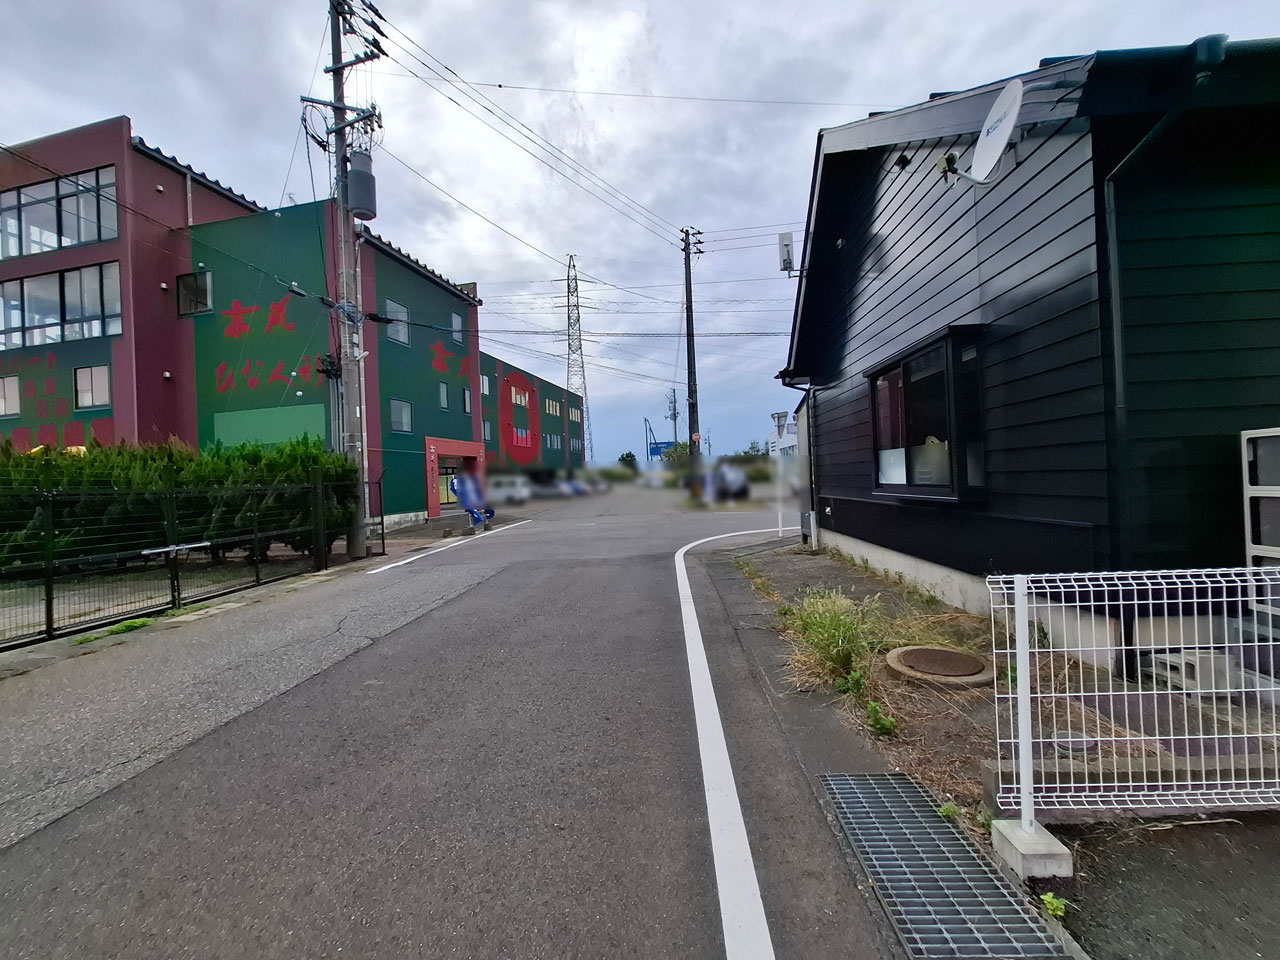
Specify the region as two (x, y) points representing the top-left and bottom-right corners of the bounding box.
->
(566, 479), (589, 496)
(530, 479), (574, 498)
(488, 474), (531, 505)
(713, 463), (750, 501)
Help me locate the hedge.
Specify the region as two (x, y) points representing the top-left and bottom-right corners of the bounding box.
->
(0, 437), (358, 568)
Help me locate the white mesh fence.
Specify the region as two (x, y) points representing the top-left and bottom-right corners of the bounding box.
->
(988, 568), (1280, 822)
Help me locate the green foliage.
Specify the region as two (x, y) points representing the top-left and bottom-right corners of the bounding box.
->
(661, 441), (690, 468)
(1039, 892), (1070, 920)
(746, 464), (772, 484)
(73, 632), (104, 645)
(105, 618), (155, 635)
(865, 701), (898, 736)
(775, 604), (795, 618)
(939, 801), (961, 821)
(977, 808), (994, 833)
(598, 466), (634, 483)
(616, 451), (638, 472)
(0, 436), (356, 568)
(834, 670), (866, 697)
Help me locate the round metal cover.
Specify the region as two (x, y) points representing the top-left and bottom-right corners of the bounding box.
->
(897, 646), (986, 677)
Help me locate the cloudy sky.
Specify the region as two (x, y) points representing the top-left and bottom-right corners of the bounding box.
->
(4, 0), (1275, 461)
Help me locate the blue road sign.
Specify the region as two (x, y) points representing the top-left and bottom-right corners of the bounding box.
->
(649, 441), (676, 458)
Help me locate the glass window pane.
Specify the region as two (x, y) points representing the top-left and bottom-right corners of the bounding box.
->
(102, 262), (121, 317)
(0, 208), (18, 259)
(80, 192), (99, 242)
(23, 274), (60, 327)
(59, 196), (80, 246)
(26, 326), (61, 346)
(63, 270), (83, 320)
(439, 382), (449, 408)
(58, 177), (77, 197)
(2, 281), (20, 330)
(389, 399), (411, 432)
(20, 180), (54, 203)
(93, 365), (109, 403)
(63, 322), (83, 341)
(0, 190), (16, 208)
(451, 312), (463, 342)
(22, 199), (58, 254)
(76, 367), (92, 407)
(99, 193), (117, 239)
(98, 166), (115, 186)
(104, 317), (121, 336)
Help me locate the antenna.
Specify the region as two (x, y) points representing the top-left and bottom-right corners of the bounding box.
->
(937, 78), (1024, 186)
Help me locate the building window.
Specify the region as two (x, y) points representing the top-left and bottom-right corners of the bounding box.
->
(439, 381), (449, 409)
(483, 420), (491, 442)
(451, 312), (463, 343)
(463, 386), (471, 414)
(544, 398), (561, 417)
(74, 365), (110, 409)
(0, 375), (18, 416)
(513, 426), (531, 448)
(0, 166), (117, 261)
(868, 333), (983, 497)
(511, 385), (528, 407)
(177, 271), (211, 315)
(389, 398), (412, 433)
(569, 407), (581, 423)
(481, 374), (490, 396)
(0, 262), (122, 350)
(385, 299), (409, 344)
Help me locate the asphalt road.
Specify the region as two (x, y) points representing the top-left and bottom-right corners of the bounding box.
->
(0, 490), (898, 959)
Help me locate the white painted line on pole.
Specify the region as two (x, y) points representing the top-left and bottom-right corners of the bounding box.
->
(365, 519), (533, 574)
(675, 526), (798, 960)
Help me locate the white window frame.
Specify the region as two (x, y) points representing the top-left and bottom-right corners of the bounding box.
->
(463, 386), (472, 414)
(439, 381), (450, 409)
(74, 364), (109, 409)
(0, 374), (19, 416)
(481, 374), (490, 396)
(389, 398), (413, 433)
(385, 298), (410, 345)
(451, 312), (463, 343)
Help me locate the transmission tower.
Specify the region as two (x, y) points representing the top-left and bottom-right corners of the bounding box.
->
(565, 255), (594, 462)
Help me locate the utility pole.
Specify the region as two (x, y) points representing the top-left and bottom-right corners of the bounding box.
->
(565, 255), (594, 464)
(304, 0), (381, 558)
(682, 227), (704, 493)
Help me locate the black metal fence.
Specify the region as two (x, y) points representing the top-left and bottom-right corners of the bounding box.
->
(0, 476), (384, 650)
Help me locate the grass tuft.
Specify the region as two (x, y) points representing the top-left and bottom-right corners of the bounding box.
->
(105, 618), (155, 636)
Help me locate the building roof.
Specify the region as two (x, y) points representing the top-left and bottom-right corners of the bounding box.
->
(131, 137), (267, 213)
(359, 225), (481, 306)
(781, 35), (1279, 381)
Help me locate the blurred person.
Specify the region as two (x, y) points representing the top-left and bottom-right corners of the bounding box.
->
(449, 459), (495, 528)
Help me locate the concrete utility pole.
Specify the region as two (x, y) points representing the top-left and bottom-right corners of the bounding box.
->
(681, 227), (703, 493)
(304, 0), (381, 558)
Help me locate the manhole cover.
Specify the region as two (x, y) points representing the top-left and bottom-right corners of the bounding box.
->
(898, 646), (985, 677)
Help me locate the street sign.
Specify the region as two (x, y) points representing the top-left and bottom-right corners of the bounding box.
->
(649, 440), (675, 458)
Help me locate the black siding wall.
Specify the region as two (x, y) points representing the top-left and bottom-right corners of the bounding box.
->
(804, 118), (1111, 575)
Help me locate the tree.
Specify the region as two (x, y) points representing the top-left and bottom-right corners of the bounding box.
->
(745, 440), (765, 456)
(618, 451), (638, 472)
(661, 441), (690, 469)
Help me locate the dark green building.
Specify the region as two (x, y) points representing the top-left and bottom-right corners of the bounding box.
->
(783, 36), (1280, 578)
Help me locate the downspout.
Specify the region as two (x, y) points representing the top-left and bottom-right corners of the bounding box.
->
(1102, 34), (1225, 568)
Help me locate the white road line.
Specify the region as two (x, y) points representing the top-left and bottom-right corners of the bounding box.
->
(365, 519), (534, 574)
(675, 527), (799, 960)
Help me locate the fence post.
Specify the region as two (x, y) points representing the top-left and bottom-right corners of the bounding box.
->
(311, 467), (327, 572)
(1013, 573), (1036, 832)
(42, 492), (55, 642)
(162, 489), (180, 611)
(251, 487), (262, 586)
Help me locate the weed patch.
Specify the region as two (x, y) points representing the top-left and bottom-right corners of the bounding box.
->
(105, 618), (154, 636)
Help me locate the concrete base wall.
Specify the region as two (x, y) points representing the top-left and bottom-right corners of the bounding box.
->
(815, 527), (992, 615)
(383, 510), (428, 533)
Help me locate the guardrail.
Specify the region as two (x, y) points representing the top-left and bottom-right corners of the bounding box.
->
(989, 568), (1280, 824)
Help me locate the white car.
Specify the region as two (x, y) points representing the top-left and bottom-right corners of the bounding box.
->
(488, 474), (531, 505)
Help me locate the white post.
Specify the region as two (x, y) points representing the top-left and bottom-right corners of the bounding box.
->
(1013, 574), (1035, 832)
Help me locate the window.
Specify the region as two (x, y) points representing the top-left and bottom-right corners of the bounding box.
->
(569, 407), (582, 423)
(74, 365), (110, 409)
(0, 263), (122, 350)
(439, 381), (449, 409)
(0, 375), (18, 416)
(545, 433), (562, 451)
(513, 426), (531, 448)
(177, 272), (211, 315)
(481, 374), (490, 396)
(483, 420), (492, 442)
(570, 437), (581, 453)
(385, 299), (409, 344)
(868, 332), (983, 498)
(451, 312), (463, 343)
(511, 385), (529, 407)
(463, 386), (471, 414)
(389, 398), (412, 433)
(1, 166), (117, 261)
(544, 398), (561, 417)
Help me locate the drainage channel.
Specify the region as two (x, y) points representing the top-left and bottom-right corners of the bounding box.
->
(822, 773), (1065, 959)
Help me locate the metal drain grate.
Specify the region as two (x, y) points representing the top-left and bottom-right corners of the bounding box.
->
(822, 773), (1065, 959)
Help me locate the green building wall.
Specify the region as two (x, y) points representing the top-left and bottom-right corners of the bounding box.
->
(0, 337), (116, 450)
(478, 351), (584, 473)
(189, 201), (333, 450)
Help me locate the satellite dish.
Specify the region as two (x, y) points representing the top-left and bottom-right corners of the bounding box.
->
(969, 78), (1023, 182)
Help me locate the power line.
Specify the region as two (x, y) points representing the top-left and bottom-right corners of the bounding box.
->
(377, 19), (679, 235)
(375, 40), (677, 246)
(702, 221), (805, 234)
(699, 242), (779, 253)
(440, 80), (900, 109)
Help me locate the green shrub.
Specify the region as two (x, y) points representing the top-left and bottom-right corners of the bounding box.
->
(834, 670), (866, 697)
(866, 701), (898, 736)
(746, 465), (772, 484)
(597, 466), (633, 483)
